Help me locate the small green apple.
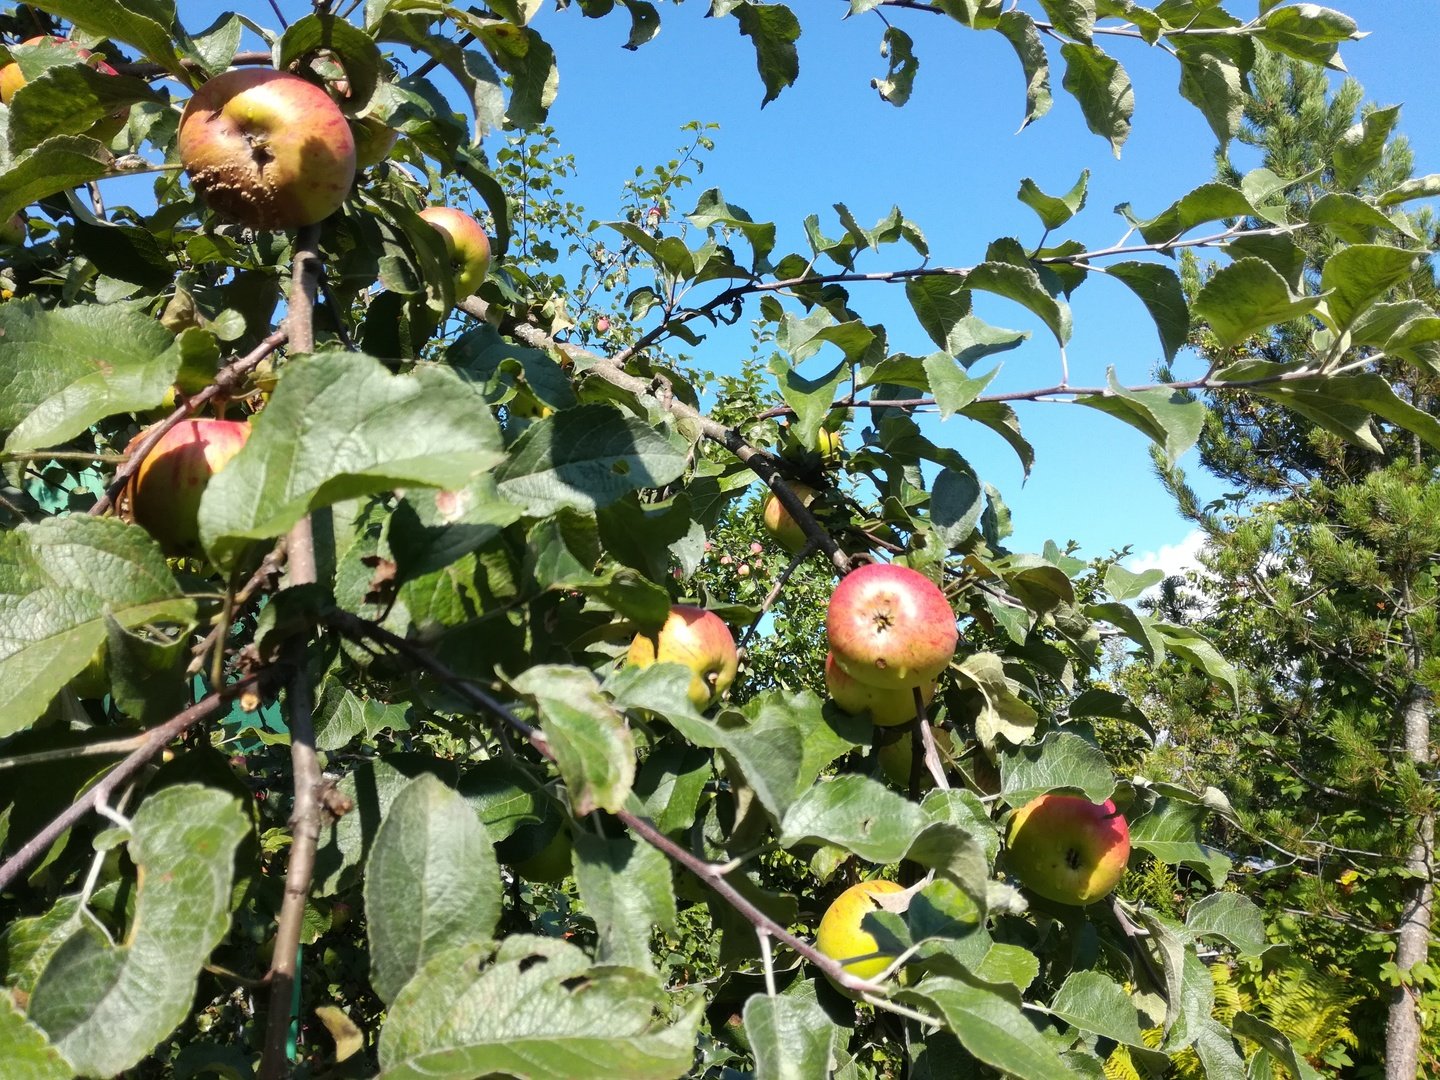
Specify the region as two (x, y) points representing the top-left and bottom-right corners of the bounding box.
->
(760, 482), (818, 554)
(626, 605), (738, 711)
(815, 879), (907, 981)
(1004, 794), (1131, 906)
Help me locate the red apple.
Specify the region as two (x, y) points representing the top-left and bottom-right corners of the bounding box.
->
(760, 482), (818, 554)
(418, 206), (492, 296)
(0, 36), (129, 140)
(1004, 794), (1131, 906)
(827, 562), (957, 690)
(626, 605), (738, 711)
(826, 651), (935, 727)
(121, 418), (250, 558)
(178, 69), (356, 230)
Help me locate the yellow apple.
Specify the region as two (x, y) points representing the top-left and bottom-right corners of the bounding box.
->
(418, 206), (492, 296)
(826, 651), (935, 727)
(1005, 794), (1131, 906)
(626, 605), (738, 711)
(760, 482), (818, 554)
(815, 879), (907, 981)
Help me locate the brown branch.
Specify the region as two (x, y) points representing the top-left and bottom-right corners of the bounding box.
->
(90, 329), (287, 517)
(259, 225), (326, 1080)
(0, 673), (270, 894)
(111, 51), (272, 79)
(187, 537), (290, 677)
(737, 538), (819, 652)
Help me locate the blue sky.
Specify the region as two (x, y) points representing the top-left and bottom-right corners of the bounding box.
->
(135, 3), (1440, 573)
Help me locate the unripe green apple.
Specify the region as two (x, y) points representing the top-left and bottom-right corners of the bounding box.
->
(825, 651), (935, 727)
(626, 605), (738, 711)
(122, 418), (250, 558)
(828, 562), (957, 690)
(817, 426), (843, 461)
(418, 206), (492, 296)
(760, 482), (817, 554)
(179, 69), (356, 230)
(1005, 794), (1131, 906)
(512, 824), (574, 884)
(815, 878), (907, 981)
(350, 114), (399, 168)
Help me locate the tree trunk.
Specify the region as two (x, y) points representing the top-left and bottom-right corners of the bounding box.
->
(1384, 677), (1435, 1080)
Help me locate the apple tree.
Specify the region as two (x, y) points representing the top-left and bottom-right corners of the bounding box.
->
(0, 2), (1436, 1078)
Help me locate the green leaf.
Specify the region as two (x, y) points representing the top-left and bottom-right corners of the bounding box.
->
(768, 356), (850, 450)
(1186, 892), (1270, 956)
(1231, 1012), (1323, 1080)
(574, 832), (676, 971)
(0, 134), (116, 223)
(1049, 971), (1147, 1047)
(365, 774), (501, 1004)
(1106, 262), (1188, 361)
(200, 350), (504, 567)
(743, 993), (838, 1079)
(377, 937), (701, 1080)
(873, 25), (919, 106)
(1378, 174), (1440, 208)
(1129, 796), (1231, 884)
(278, 14), (383, 111)
(1192, 258), (1324, 351)
(1309, 192), (1414, 243)
(1085, 601), (1164, 661)
(931, 466), (983, 549)
(1258, 4), (1359, 70)
(0, 517), (194, 739)
(0, 993), (72, 1079)
(1317, 243), (1418, 332)
(314, 679), (412, 752)
(485, 27), (558, 127)
(1073, 369), (1204, 463)
(959, 401), (1034, 476)
(1152, 622), (1238, 701)
(923, 354), (1002, 420)
(999, 731), (1115, 805)
(16, 0), (187, 77)
(897, 976), (1089, 1080)
(5, 62), (157, 152)
(1059, 42), (1132, 156)
(907, 275), (972, 353)
(512, 665), (635, 815)
(1190, 1017), (1247, 1080)
(967, 259), (1070, 344)
(995, 11), (1052, 130)
(1120, 182), (1256, 246)
(27, 785), (246, 1077)
(0, 297), (178, 452)
(1176, 42), (1244, 144)
(1016, 171), (1089, 230)
(1103, 564), (1163, 602)
(731, 1), (801, 106)
(1331, 104), (1400, 190)
(1037, 0), (1095, 43)
(494, 404), (687, 516)
(955, 651), (1039, 750)
(687, 187), (776, 269)
(779, 774), (929, 863)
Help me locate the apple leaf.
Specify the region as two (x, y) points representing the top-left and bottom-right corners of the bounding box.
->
(0, 517), (194, 739)
(730, 2), (801, 107)
(743, 991), (839, 1077)
(898, 976), (1091, 1080)
(26, 785), (247, 1077)
(1192, 258), (1325, 351)
(1016, 170), (1089, 230)
(198, 349), (505, 568)
(1074, 369), (1204, 464)
(511, 665), (635, 816)
(1232, 1012), (1325, 1080)
(573, 831), (676, 972)
(1059, 43), (1132, 157)
(278, 15), (382, 111)
(1128, 796), (1232, 884)
(376, 937), (701, 1080)
(998, 731), (1115, 806)
(1317, 243), (1418, 332)
(1185, 892), (1271, 957)
(0, 993), (72, 1080)
(995, 11), (1052, 130)
(1048, 971), (1148, 1048)
(1105, 262), (1190, 362)
(16, 0), (189, 79)
(5, 63), (158, 152)
(0, 296), (178, 452)
(493, 404), (688, 516)
(365, 774), (501, 1004)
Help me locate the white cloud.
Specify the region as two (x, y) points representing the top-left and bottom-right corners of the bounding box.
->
(1126, 528), (1208, 581)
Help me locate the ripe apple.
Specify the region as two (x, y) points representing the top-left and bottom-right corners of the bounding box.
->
(178, 69), (356, 230)
(0, 36), (129, 140)
(876, 726), (954, 790)
(418, 206), (492, 296)
(1004, 794), (1131, 906)
(626, 605), (738, 711)
(760, 482), (818, 554)
(815, 878), (907, 981)
(827, 562), (957, 690)
(121, 418), (250, 558)
(826, 651), (935, 727)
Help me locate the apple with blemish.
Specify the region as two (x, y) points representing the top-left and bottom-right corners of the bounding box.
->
(626, 605), (738, 711)
(178, 68), (356, 229)
(827, 562), (957, 690)
(1004, 794), (1131, 906)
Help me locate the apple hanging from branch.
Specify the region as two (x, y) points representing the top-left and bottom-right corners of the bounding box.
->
(815, 878), (907, 981)
(1004, 794), (1131, 906)
(828, 562), (958, 690)
(825, 651), (935, 727)
(627, 605), (738, 711)
(418, 206), (492, 296)
(120, 418), (250, 558)
(760, 481), (818, 554)
(178, 68), (356, 230)
(0, 36), (131, 141)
